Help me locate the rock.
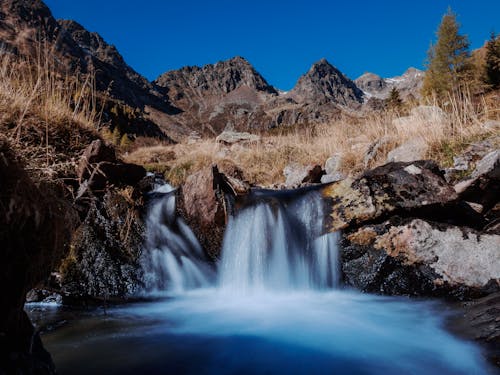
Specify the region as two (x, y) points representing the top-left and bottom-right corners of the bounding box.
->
(0, 138), (76, 374)
(180, 165), (249, 258)
(455, 150), (500, 212)
(321, 172), (345, 184)
(322, 160), (458, 231)
(386, 138), (428, 163)
(77, 139), (117, 181)
(76, 141), (146, 197)
(342, 219), (500, 298)
(455, 292), (500, 367)
(216, 130), (260, 145)
(355, 68), (424, 100)
(60, 189), (145, 298)
(324, 153), (343, 175)
(363, 136), (392, 168)
(284, 163), (324, 188)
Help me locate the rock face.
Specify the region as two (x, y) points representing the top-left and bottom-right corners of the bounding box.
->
(343, 219), (499, 296)
(0, 0), (177, 139)
(0, 138), (76, 374)
(322, 161), (458, 231)
(179, 165), (250, 259)
(320, 159), (500, 299)
(355, 67), (424, 101)
(289, 58), (364, 107)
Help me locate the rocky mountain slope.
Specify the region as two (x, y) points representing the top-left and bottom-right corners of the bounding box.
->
(355, 68), (424, 100)
(0, 0), (427, 142)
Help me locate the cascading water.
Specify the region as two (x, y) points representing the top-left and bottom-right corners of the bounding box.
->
(42, 184), (493, 375)
(140, 182), (215, 294)
(219, 188), (339, 292)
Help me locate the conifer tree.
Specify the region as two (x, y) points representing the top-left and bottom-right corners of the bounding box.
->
(484, 31), (500, 90)
(422, 8), (471, 99)
(386, 87), (403, 110)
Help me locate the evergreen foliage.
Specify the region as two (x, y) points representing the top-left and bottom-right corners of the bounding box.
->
(422, 8), (471, 99)
(484, 31), (500, 90)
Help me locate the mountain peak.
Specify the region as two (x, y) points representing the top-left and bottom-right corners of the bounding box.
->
(291, 59), (363, 106)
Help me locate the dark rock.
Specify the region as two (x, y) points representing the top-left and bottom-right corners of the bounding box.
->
(0, 138), (76, 374)
(179, 165), (249, 259)
(322, 160), (458, 231)
(342, 219), (500, 299)
(77, 139), (116, 182)
(60, 189), (145, 298)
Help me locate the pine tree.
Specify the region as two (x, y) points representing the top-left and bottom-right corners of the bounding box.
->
(484, 31), (500, 90)
(422, 8), (471, 99)
(386, 87), (403, 110)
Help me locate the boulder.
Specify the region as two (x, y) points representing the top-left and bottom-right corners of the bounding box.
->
(322, 160), (457, 231)
(283, 163), (324, 188)
(180, 165), (249, 258)
(216, 130), (260, 145)
(454, 150), (500, 213)
(386, 138), (428, 163)
(324, 153), (343, 175)
(77, 139), (117, 182)
(342, 219), (500, 298)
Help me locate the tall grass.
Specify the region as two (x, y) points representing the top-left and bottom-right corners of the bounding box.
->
(126, 88), (498, 187)
(0, 44), (102, 176)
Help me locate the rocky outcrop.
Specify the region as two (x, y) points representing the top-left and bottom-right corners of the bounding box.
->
(355, 67), (424, 101)
(215, 131), (260, 145)
(0, 138), (77, 374)
(179, 165), (250, 258)
(342, 219), (499, 297)
(320, 159), (499, 299)
(322, 160), (459, 231)
(289, 58), (363, 107)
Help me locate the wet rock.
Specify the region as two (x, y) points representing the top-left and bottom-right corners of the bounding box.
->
(342, 219), (500, 298)
(322, 160), (457, 231)
(386, 138), (428, 163)
(180, 165), (249, 259)
(60, 189), (145, 298)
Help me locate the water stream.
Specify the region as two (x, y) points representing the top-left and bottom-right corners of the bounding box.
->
(32, 186), (495, 374)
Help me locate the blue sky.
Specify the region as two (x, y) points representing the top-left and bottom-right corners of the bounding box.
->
(45, 1), (500, 90)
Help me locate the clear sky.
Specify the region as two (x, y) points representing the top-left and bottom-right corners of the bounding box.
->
(44, 0), (500, 90)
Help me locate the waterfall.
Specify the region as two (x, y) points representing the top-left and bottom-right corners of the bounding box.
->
(141, 182), (215, 294)
(219, 188), (339, 292)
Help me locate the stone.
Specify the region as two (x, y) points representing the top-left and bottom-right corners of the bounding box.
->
(77, 139), (117, 182)
(216, 130), (260, 145)
(284, 163), (324, 188)
(324, 153), (343, 175)
(322, 161), (457, 231)
(363, 136), (392, 168)
(321, 172), (345, 184)
(342, 219), (500, 298)
(386, 138), (428, 163)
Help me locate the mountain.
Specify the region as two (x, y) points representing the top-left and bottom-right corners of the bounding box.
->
(154, 57), (364, 135)
(0, 0), (426, 142)
(355, 68), (424, 100)
(289, 58), (364, 107)
(0, 0), (178, 140)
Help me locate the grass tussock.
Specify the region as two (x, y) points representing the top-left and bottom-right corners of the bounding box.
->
(126, 88), (499, 187)
(0, 47), (101, 180)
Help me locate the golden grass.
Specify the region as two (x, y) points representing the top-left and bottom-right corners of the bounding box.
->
(0, 46), (101, 179)
(126, 88), (499, 187)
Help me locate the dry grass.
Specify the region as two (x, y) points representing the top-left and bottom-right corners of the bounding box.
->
(0, 46), (101, 180)
(126, 88), (499, 187)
